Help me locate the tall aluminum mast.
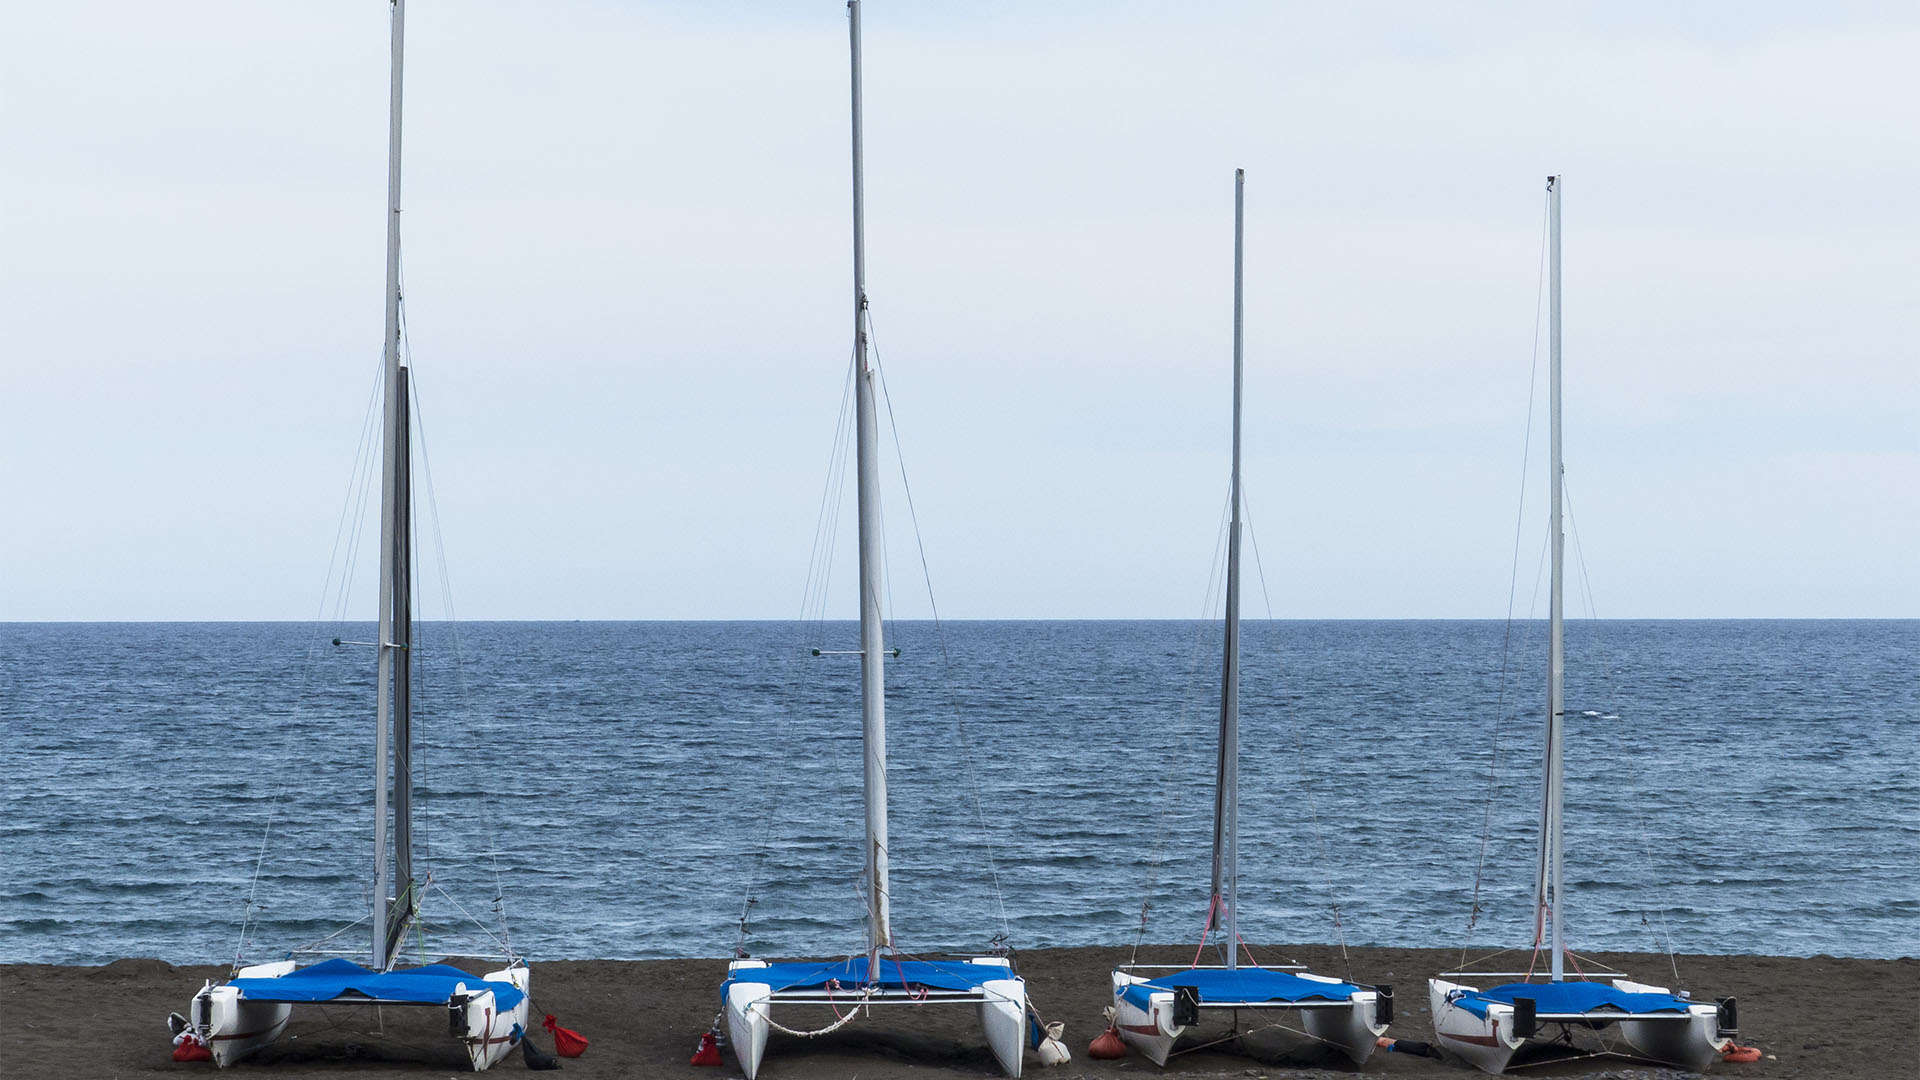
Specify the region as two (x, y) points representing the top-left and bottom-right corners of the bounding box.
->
(372, 0), (414, 973)
(1210, 169), (1246, 968)
(847, 0), (891, 970)
(1536, 173), (1567, 982)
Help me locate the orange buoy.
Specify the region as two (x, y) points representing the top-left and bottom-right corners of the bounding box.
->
(1723, 1043), (1761, 1063)
(1089, 1026), (1128, 1059)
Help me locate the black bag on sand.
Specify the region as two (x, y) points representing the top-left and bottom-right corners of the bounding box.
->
(521, 1036), (562, 1071)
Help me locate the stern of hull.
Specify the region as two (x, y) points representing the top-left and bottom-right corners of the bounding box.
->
(1300, 990), (1387, 1066)
(462, 965), (530, 1071)
(1109, 970), (1179, 1066)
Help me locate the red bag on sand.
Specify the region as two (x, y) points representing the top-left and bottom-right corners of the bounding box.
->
(1088, 1027), (1128, 1059)
(542, 1014), (589, 1057)
(171, 1032), (213, 1062)
(691, 1030), (724, 1066)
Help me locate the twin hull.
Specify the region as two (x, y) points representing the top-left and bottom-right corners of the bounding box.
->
(1427, 976), (1728, 1074)
(724, 958), (1026, 1079)
(1108, 968), (1386, 1067)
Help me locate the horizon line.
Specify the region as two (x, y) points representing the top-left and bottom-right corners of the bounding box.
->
(3, 615), (1913, 625)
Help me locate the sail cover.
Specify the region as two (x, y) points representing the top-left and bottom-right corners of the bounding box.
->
(227, 958), (525, 1010)
(1119, 967), (1363, 1012)
(723, 957), (1011, 997)
(1451, 980), (1694, 1019)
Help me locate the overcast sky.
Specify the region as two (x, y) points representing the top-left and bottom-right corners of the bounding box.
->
(3, 1), (1914, 621)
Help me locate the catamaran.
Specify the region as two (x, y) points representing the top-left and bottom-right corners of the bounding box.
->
(1426, 175), (1736, 1074)
(718, 3), (1027, 1078)
(169, 1), (529, 1069)
(1107, 170), (1389, 1069)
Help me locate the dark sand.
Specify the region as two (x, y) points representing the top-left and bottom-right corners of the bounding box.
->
(6, 945), (1912, 1078)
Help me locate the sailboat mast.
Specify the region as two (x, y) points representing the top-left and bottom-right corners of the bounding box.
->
(847, 0), (891, 969)
(1543, 174), (1566, 981)
(1210, 169), (1246, 969)
(371, 0), (411, 973)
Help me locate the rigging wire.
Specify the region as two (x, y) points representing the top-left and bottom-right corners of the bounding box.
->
(400, 303), (516, 957)
(1130, 484), (1236, 965)
(868, 309), (1013, 947)
(1561, 478), (1683, 986)
(1463, 184), (1552, 968)
(233, 352), (388, 969)
(733, 354), (860, 956)
(1240, 487), (1354, 980)
(330, 359), (388, 628)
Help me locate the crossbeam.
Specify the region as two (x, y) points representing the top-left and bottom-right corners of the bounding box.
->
(761, 990), (1008, 1006)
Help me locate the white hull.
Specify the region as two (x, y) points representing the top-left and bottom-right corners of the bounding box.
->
(724, 961), (774, 1079)
(1611, 978), (1730, 1073)
(462, 964), (532, 1071)
(1428, 976), (1727, 1075)
(1111, 969), (1384, 1068)
(726, 958), (1025, 1080)
(1427, 978), (1525, 1074)
(186, 961), (528, 1072)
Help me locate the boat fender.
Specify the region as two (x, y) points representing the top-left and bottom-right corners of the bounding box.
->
(519, 1035), (562, 1071)
(690, 1030), (724, 1066)
(1037, 1021), (1070, 1066)
(1511, 996), (1537, 1040)
(543, 1015), (589, 1058)
(170, 1029), (213, 1063)
(1723, 1043), (1761, 1063)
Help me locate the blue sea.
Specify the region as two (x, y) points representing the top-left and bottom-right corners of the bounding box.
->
(2, 620), (1913, 966)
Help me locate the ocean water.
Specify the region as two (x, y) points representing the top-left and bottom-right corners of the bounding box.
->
(1, 620), (1913, 967)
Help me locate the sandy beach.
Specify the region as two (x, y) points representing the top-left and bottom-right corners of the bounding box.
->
(6, 944), (1911, 1079)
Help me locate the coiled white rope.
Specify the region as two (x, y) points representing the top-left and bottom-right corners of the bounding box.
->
(758, 985), (877, 1038)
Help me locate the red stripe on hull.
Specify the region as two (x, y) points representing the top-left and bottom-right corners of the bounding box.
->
(1439, 1031), (1502, 1047)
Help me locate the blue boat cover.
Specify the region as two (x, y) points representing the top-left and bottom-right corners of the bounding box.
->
(1119, 967), (1364, 1014)
(722, 957), (1012, 998)
(227, 958), (526, 1011)
(1451, 980), (1694, 1020)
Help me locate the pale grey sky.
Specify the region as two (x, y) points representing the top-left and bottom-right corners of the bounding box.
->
(3, 1), (1915, 620)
